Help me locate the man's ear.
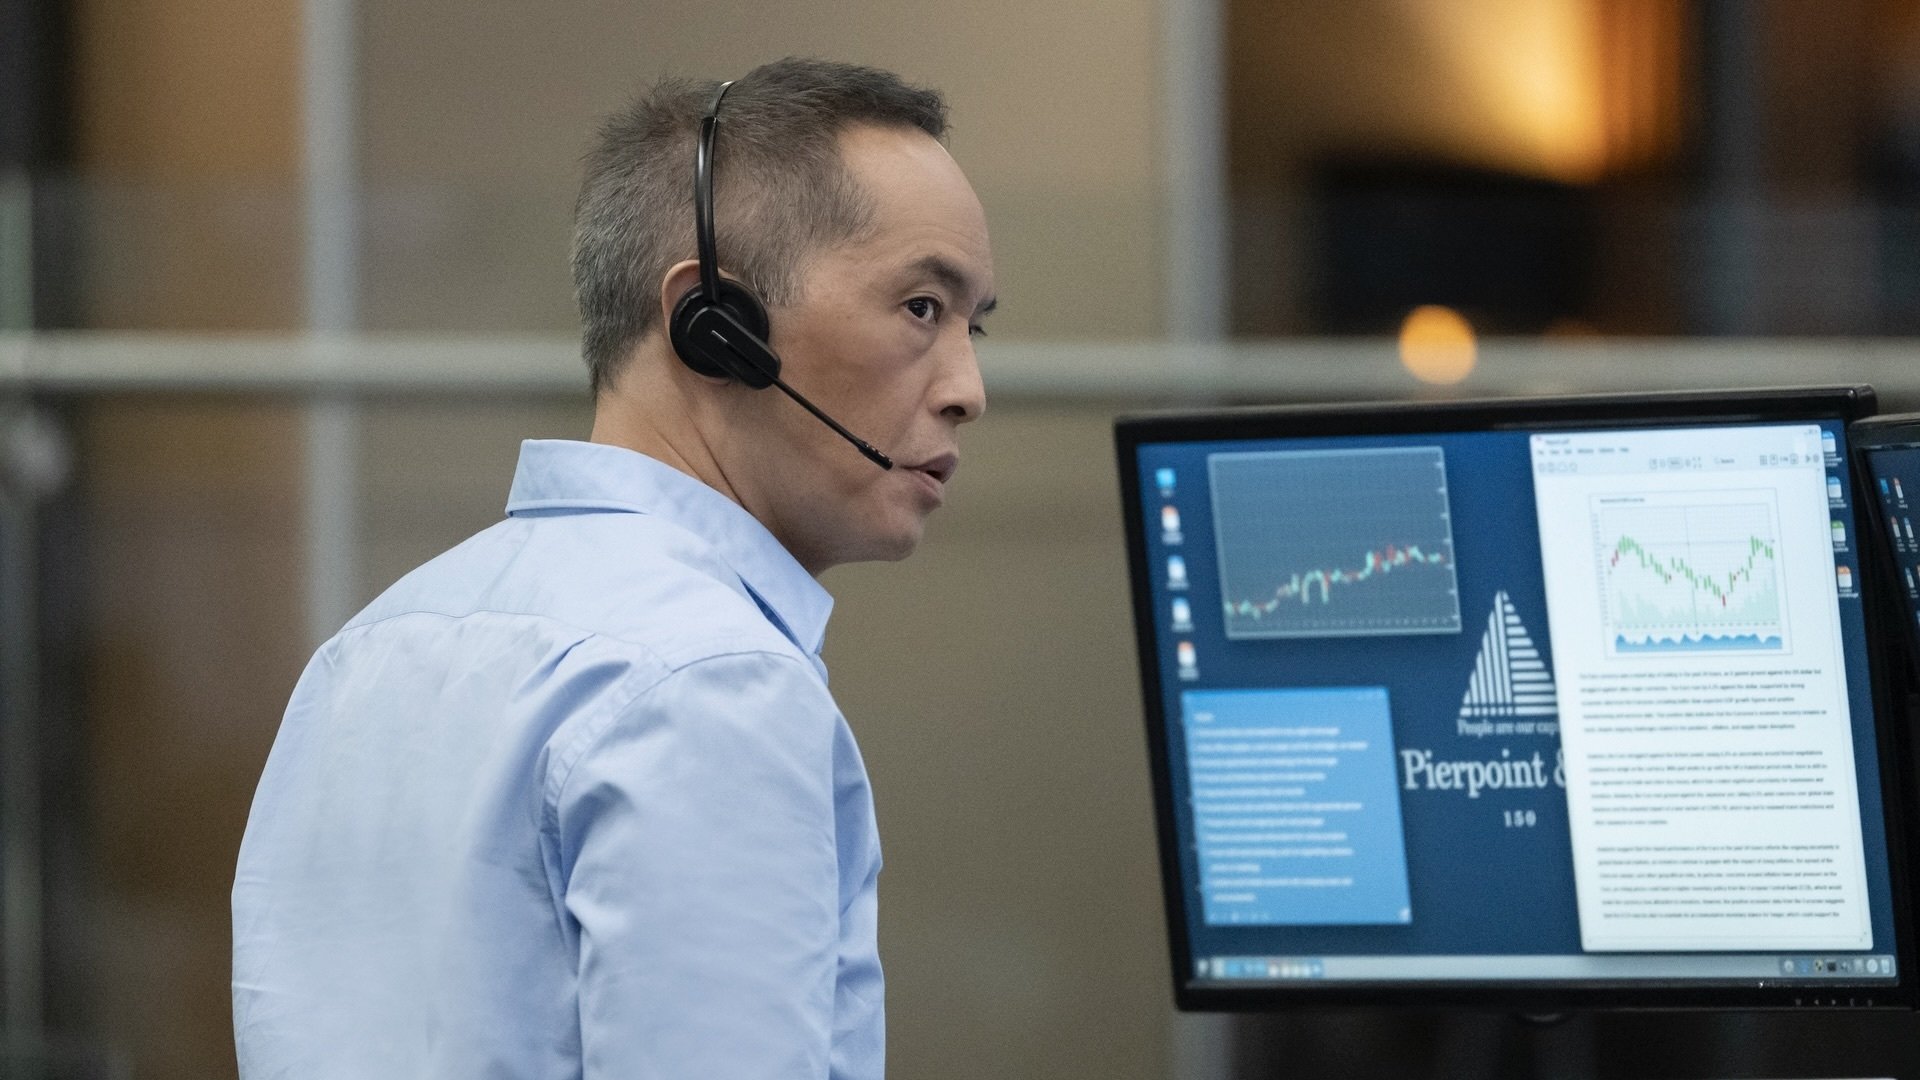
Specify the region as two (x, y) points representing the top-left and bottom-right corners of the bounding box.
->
(658, 259), (705, 332)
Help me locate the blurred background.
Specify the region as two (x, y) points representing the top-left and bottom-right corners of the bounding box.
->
(3, 0), (1920, 1077)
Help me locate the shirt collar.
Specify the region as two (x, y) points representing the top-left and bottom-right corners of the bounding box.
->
(505, 439), (833, 656)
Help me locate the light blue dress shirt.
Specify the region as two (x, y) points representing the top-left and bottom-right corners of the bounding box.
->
(233, 439), (884, 1079)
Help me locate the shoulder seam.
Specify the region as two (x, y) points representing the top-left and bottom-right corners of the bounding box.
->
(334, 602), (786, 660)
(541, 647), (826, 830)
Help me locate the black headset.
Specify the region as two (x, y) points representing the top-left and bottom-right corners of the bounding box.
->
(667, 79), (894, 470)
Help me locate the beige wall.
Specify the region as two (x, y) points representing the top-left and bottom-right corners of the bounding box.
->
(64, 1), (310, 1074)
(76, 398), (311, 1077)
(354, 0), (1166, 340)
(70, 0), (303, 329)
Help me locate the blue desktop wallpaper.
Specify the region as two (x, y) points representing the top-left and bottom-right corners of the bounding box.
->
(1131, 421), (1894, 969)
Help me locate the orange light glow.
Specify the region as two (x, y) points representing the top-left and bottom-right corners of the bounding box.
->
(1400, 0), (1610, 181)
(1398, 305), (1477, 385)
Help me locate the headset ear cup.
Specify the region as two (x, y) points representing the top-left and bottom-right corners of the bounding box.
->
(669, 278), (777, 386)
(668, 283), (727, 378)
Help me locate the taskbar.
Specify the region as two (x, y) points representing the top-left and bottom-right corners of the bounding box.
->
(1199, 952), (1900, 983)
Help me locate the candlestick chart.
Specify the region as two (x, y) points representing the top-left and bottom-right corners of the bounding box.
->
(1209, 447), (1462, 639)
(1594, 496), (1788, 655)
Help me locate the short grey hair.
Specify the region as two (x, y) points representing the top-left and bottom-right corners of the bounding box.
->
(571, 57), (948, 393)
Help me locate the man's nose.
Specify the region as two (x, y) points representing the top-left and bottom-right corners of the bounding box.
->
(938, 333), (987, 423)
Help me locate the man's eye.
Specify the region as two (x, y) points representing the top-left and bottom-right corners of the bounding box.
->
(906, 297), (939, 321)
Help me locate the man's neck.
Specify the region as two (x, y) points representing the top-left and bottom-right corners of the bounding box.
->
(589, 374), (744, 510)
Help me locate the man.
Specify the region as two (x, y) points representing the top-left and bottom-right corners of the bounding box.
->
(232, 57), (994, 1079)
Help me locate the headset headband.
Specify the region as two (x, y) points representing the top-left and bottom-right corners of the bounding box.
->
(693, 80), (735, 304)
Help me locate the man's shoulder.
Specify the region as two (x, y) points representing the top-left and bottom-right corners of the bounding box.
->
(341, 510), (802, 668)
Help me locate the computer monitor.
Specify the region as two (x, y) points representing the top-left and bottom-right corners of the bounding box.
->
(1116, 387), (1914, 1011)
(1853, 414), (1920, 681)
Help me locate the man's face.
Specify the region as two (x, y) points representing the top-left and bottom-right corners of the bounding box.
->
(729, 124), (996, 575)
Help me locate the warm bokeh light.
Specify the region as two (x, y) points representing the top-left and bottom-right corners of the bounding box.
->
(1263, 0), (1682, 184)
(1398, 304), (1477, 384)
(1400, 0), (1607, 180)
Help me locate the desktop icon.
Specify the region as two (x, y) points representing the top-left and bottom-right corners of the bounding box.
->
(1177, 640), (1198, 680)
(1899, 478), (1908, 501)
(1156, 467), (1177, 498)
(1837, 565), (1853, 593)
(1161, 505), (1184, 544)
(1881, 478), (1891, 496)
(1171, 597), (1194, 632)
(1906, 519), (1916, 542)
(1167, 555), (1188, 590)
(1831, 520), (1846, 547)
(1827, 476), (1844, 502)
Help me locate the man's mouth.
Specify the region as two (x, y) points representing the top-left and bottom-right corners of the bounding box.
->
(909, 452), (958, 486)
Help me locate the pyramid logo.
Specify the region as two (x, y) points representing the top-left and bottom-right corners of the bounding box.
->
(1457, 591), (1558, 719)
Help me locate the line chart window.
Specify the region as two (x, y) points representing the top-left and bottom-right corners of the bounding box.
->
(1207, 447), (1462, 639)
(1594, 493), (1790, 655)
(1532, 424), (1870, 952)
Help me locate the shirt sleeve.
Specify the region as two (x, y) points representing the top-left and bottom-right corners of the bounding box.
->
(552, 649), (842, 1080)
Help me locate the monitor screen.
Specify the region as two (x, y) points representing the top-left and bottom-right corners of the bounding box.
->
(1116, 387), (1913, 1010)
(1854, 416), (1920, 679)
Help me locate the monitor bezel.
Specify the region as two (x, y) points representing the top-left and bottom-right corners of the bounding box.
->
(1115, 385), (1917, 1012)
